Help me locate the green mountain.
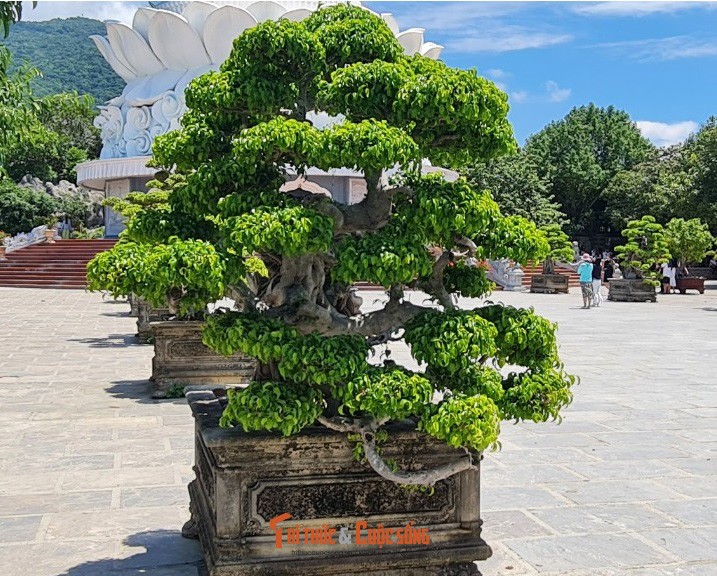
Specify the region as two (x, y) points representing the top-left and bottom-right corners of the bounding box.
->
(2, 17), (125, 104)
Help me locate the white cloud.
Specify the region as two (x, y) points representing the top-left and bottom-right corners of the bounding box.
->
(21, 1), (143, 25)
(636, 120), (698, 147)
(598, 36), (717, 62)
(448, 27), (572, 54)
(486, 68), (510, 80)
(511, 91), (529, 104)
(546, 80), (571, 102)
(574, 2), (715, 17)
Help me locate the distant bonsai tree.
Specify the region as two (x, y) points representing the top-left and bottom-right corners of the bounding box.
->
(665, 218), (714, 276)
(88, 5), (575, 485)
(539, 224), (574, 275)
(615, 215), (671, 284)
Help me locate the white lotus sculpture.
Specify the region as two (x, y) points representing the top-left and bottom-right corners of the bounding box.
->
(92, 0), (444, 159)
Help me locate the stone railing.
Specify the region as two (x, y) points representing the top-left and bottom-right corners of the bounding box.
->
(3, 226), (52, 253)
(487, 259), (525, 291)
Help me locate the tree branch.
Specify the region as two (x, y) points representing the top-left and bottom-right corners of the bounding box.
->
(416, 251), (455, 310)
(361, 429), (476, 485)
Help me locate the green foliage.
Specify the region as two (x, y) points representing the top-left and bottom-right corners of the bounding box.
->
(218, 205), (334, 257)
(538, 223), (574, 274)
(475, 305), (559, 369)
(684, 117), (717, 231)
(203, 312), (299, 362)
(465, 151), (567, 228)
(500, 369), (575, 423)
(2, 18), (125, 103)
(664, 218), (714, 268)
(88, 238), (225, 314)
(279, 333), (369, 388)
(220, 382), (325, 436)
(332, 232), (433, 287)
(86, 4), (575, 471)
(0, 179), (56, 234)
(614, 215), (671, 284)
(525, 104), (654, 234)
(405, 310), (498, 373)
(421, 394), (501, 452)
(442, 262), (494, 299)
(0, 47), (99, 182)
(338, 367), (434, 421)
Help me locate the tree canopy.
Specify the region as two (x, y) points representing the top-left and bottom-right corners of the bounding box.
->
(88, 6), (575, 486)
(465, 152), (567, 229)
(525, 104), (654, 235)
(0, 47), (99, 182)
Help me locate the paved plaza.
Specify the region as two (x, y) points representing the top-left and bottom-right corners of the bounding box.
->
(0, 285), (715, 576)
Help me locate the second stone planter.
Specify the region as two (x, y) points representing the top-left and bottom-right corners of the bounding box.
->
(530, 273), (569, 294)
(608, 278), (657, 302)
(150, 320), (255, 399)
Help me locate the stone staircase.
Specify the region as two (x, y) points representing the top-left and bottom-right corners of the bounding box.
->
(0, 239), (116, 289)
(520, 262), (581, 289)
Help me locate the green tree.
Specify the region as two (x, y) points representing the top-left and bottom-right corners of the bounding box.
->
(602, 146), (694, 231)
(88, 6), (574, 485)
(665, 218), (714, 274)
(684, 117), (717, 231)
(0, 1), (30, 38)
(0, 179), (57, 234)
(525, 104), (654, 234)
(465, 152), (567, 228)
(539, 223), (574, 274)
(614, 215), (671, 284)
(0, 49), (99, 182)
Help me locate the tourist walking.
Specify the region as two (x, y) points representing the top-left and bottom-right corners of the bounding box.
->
(592, 257), (604, 307)
(577, 253), (594, 309)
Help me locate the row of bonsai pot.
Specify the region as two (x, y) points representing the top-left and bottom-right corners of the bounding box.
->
(128, 294), (491, 575)
(529, 273), (707, 301)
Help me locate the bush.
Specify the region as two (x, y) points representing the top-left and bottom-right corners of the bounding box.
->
(0, 179), (57, 235)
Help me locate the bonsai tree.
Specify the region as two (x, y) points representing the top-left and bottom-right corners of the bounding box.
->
(538, 223), (574, 275)
(614, 215), (671, 284)
(88, 5), (575, 485)
(665, 217), (714, 276)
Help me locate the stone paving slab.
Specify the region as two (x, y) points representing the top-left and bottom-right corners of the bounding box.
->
(0, 285), (715, 575)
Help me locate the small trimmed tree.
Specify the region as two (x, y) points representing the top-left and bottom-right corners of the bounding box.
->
(538, 224), (574, 275)
(665, 217), (714, 275)
(615, 215), (671, 284)
(88, 6), (575, 485)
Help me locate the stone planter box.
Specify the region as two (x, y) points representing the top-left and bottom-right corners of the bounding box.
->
(608, 278), (657, 302)
(151, 321), (255, 399)
(128, 293), (140, 317)
(182, 389), (491, 576)
(676, 276), (706, 295)
(530, 273), (569, 294)
(136, 299), (172, 343)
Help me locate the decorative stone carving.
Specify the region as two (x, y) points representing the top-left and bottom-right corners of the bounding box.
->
(183, 389), (491, 575)
(150, 321), (254, 398)
(608, 279), (657, 302)
(136, 299), (172, 343)
(90, 1), (445, 160)
(530, 274), (569, 294)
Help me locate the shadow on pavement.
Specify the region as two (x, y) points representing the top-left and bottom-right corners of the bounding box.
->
(106, 379), (188, 405)
(68, 334), (142, 348)
(58, 530), (203, 576)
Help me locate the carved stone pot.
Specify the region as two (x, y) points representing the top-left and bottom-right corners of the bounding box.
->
(676, 276), (706, 295)
(150, 321), (254, 399)
(44, 228), (56, 243)
(136, 299), (172, 343)
(530, 273), (569, 294)
(128, 293), (140, 317)
(182, 389), (491, 576)
(0, 245), (6, 260)
(608, 278), (657, 302)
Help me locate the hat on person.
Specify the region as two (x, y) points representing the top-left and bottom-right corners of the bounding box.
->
(581, 253), (592, 261)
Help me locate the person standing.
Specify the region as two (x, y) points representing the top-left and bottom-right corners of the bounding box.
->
(592, 257), (604, 307)
(577, 253), (594, 309)
(660, 260), (676, 294)
(603, 259), (614, 287)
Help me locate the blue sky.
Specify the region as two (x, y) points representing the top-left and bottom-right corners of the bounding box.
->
(22, 1), (717, 146)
